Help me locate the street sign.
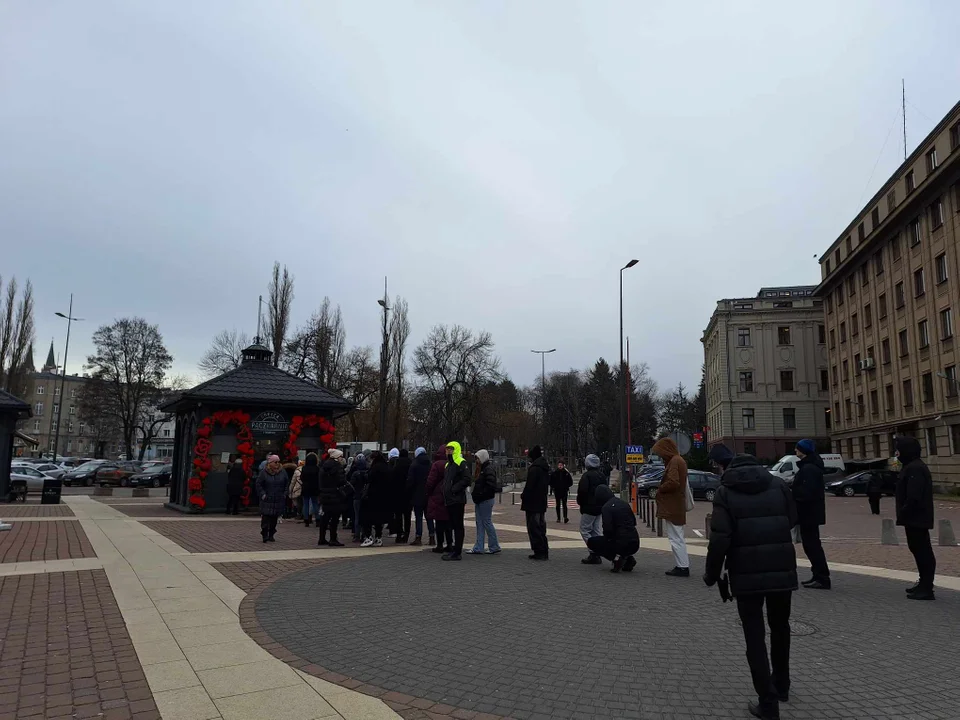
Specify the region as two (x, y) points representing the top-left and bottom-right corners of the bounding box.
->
(626, 445), (644, 455)
(626, 453), (645, 465)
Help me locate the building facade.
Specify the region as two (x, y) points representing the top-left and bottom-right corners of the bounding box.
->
(702, 286), (830, 461)
(816, 100), (960, 488)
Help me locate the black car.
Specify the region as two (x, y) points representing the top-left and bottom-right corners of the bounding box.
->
(637, 470), (722, 502)
(128, 464), (172, 488)
(825, 470), (897, 497)
(62, 459), (109, 487)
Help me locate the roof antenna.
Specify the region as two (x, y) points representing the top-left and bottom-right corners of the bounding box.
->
(255, 295), (263, 344)
(902, 78), (907, 161)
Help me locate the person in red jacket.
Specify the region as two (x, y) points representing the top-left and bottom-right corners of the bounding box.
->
(424, 447), (451, 553)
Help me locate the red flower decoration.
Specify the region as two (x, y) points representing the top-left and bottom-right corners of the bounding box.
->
(188, 409), (256, 512)
(282, 414), (336, 462)
(188, 477), (202, 491)
(196, 425), (212, 439)
(194, 438), (213, 456)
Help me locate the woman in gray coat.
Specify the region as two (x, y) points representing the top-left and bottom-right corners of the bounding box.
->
(256, 454), (289, 543)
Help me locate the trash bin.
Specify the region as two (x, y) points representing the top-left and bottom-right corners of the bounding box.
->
(41, 477), (63, 505)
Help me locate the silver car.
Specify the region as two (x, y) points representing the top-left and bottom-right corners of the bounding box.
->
(10, 464), (52, 493)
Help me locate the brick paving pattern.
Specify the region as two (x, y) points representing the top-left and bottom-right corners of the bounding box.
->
(214, 558), (338, 592)
(0, 503), (75, 518)
(820, 541), (960, 577)
(0, 520), (95, 564)
(250, 548), (960, 720)
(0, 570), (159, 720)
(105, 504), (199, 518)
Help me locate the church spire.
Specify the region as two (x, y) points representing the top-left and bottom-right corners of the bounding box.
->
(42, 339), (57, 373)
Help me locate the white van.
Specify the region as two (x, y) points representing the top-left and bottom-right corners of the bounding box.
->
(770, 454), (845, 484)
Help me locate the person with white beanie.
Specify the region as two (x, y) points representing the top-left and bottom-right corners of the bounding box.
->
(467, 449), (502, 555)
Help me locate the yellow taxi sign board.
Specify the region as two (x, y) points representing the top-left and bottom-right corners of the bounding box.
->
(626, 453), (644, 464)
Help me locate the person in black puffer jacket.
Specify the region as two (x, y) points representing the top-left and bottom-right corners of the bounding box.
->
(792, 439), (830, 590)
(441, 442), (472, 560)
(347, 454), (368, 542)
(468, 449), (501, 555)
(318, 449), (347, 546)
(407, 447), (432, 546)
(392, 449), (413, 543)
(705, 445), (798, 720)
(586, 485), (639, 573)
(521, 446), (550, 560)
(895, 435), (936, 600)
(299, 454), (321, 527)
(577, 454), (607, 564)
(361, 452), (391, 547)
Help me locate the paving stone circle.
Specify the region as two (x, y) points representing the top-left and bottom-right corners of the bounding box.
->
(254, 549), (960, 720)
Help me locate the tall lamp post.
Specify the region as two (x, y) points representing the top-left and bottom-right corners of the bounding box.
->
(619, 260), (639, 498)
(52, 294), (83, 463)
(377, 278), (390, 452)
(531, 349), (556, 434)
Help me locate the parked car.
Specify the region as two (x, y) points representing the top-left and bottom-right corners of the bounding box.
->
(10, 465), (51, 494)
(13, 462), (66, 479)
(62, 460), (109, 487)
(770, 453), (845, 484)
(58, 457), (91, 468)
(128, 464), (172, 488)
(826, 470), (897, 497)
(636, 469), (722, 501)
(139, 460), (167, 472)
(96, 461), (144, 487)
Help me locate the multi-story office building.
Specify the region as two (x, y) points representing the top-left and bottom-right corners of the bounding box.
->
(816, 100), (960, 488)
(702, 286), (830, 461)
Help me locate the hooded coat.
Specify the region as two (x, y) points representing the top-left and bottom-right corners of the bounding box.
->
(319, 456), (347, 506)
(425, 447), (449, 521)
(363, 453), (392, 520)
(299, 454), (321, 497)
(407, 449), (432, 508)
(442, 442), (472, 507)
(596, 485), (639, 547)
(651, 437), (688, 526)
(577, 464), (607, 516)
(348, 454), (368, 497)
(895, 436), (934, 529)
(472, 455), (498, 504)
(705, 455), (799, 596)
(549, 466), (574, 498)
(792, 451), (826, 527)
(392, 450), (413, 508)
(256, 464), (289, 516)
(521, 447), (550, 514)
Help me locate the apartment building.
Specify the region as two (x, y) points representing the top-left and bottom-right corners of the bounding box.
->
(816, 100), (960, 488)
(702, 286), (830, 461)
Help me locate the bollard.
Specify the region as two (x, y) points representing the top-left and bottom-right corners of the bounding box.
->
(93, 486), (113, 497)
(881, 518), (899, 545)
(131, 488), (149, 498)
(938, 518), (957, 546)
(647, 502), (653, 529)
(656, 517), (663, 537)
(705, 512), (712, 541)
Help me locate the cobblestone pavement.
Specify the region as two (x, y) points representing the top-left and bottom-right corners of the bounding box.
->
(252, 548), (960, 720)
(0, 570), (160, 720)
(0, 503), (75, 518)
(0, 520), (95, 564)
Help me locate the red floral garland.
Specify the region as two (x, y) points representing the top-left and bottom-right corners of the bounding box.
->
(283, 414), (336, 462)
(189, 410), (254, 511)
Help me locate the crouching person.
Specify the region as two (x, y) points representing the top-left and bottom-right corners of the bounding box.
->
(586, 485), (640, 573)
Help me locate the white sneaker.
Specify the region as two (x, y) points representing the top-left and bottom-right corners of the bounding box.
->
(373, 538), (383, 547)
(0, 522), (11, 532)
(360, 537), (374, 548)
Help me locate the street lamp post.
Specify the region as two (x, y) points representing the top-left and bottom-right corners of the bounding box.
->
(52, 294), (83, 463)
(377, 278), (390, 452)
(531, 349), (556, 435)
(619, 260), (639, 498)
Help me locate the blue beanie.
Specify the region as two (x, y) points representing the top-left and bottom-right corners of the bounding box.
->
(708, 444), (735, 466)
(796, 439), (816, 455)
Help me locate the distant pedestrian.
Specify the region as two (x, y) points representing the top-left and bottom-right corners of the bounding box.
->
(282, 461), (298, 518)
(360, 451), (390, 547)
(586, 485), (639, 573)
(289, 462), (304, 520)
(866, 471), (883, 515)
(705, 443), (797, 720)
(792, 439), (831, 590)
(651, 437), (690, 577)
(299, 453), (320, 527)
(521, 445), (550, 560)
(895, 436), (936, 601)
(441, 442), (471, 561)
(256, 455), (289, 543)
(393, 449), (413, 543)
(408, 447), (432, 546)
(226, 459), (245, 515)
(347, 453), (368, 542)
(468, 449), (501, 555)
(549, 459), (574, 523)
(318, 449), (347, 546)
(425, 447), (451, 553)
(577, 454), (607, 564)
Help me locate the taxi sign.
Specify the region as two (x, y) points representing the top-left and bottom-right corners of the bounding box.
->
(626, 453), (645, 464)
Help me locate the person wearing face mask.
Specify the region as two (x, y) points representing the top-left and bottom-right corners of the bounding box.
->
(318, 449), (348, 547)
(441, 442), (472, 561)
(256, 455), (289, 543)
(895, 435), (936, 601)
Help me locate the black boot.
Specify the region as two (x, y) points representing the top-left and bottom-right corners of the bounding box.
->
(581, 553), (602, 565)
(665, 567), (690, 577)
(748, 700), (779, 720)
(622, 556), (637, 572)
(610, 556), (625, 573)
(908, 588), (935, 600)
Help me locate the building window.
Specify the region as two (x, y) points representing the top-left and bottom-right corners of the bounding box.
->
(743, 441), (757, 456)
(70, 388), (76, 399)
(922, 372), (935, 403)
(69, 405), (75, 416)
(36, 385), (45, 395)
(840, 322), (847, 343)
(846, 235), (852, 254)
(834, 248), (841, 268)
(927, 427), (938, 456)
(895, 282), (905, 308)
(906, 169), (916, 193)
(855, 353), (862, 376)
(885, 384), (895, 412)
(918, 319), (930, 349)
(887, 189), (897, 212)
(870, 389), (879, 416)
(825, 408), (832, 430)
(903, 379), (914, 407)
(931, 198), (944, 230)
(909, 217), (922, 246)
(34, 402), (43, 416)
(742, 409), (755, 430)
(892, 233), (902, 260)
(926, 147), (939, 173)
(54, 386), (60, 396)
(871, 207), (880, 230)
(826, 295), (833, 313)
(163, 428), (171, 438)
(739, 372), (754, 392)
(858, 436), (866, 458)
(32, 419), (40, 432)
(820, 369), (829, 392)
(881, 338), (891, 364)
(879, 293), (888, 320)
(818, 324), (826, 344)
(864, 304), (872, 328)
(858, 222), (865, 241)
(914, 268), (925, 297)
(848, 276), (856, 298)
(941, 308), (954, 340)
(899, 329), (909, 356)
(52, 403), (59, 417)
(837, 287), (844, 307)
(936, 253), (948, 284)
(847, 438), (854, 457)
(852, 313), (859, 336)
(780, 370), (795, 392)
(829, 328), (836, 349)
(737, 328), (751, 347)
(845, 397), (852, 419)
(783, 408), (796, 430)
(843, 359), (849, 382)
(857, 394), (865, 418)
(951, 122), (960, 151)
(860, 264), (869, 287)
(945, 365), (958, 397)
(825, 259), (832, 275)
(79, 422), (85, 435)
(777, 326), (791, 345)
(874, 250), (884, 276)
(873, 435), (881, 456)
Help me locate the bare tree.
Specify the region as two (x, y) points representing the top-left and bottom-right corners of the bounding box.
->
(284, 298), (346, 389)
(266, 262), (294, 367)
(132, 374), (189, 461)
(339, 346), (379, 440)
(389, 296), (410, 446)
(0, 275), (35, 394)
(198, 329), (250, 379)
(84, 318), (174, 460)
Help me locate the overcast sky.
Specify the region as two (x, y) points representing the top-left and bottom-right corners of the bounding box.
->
(2, 1), (959, 394)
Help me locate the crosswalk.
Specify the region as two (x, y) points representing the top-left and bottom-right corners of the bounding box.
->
(547, 498), (580, 509)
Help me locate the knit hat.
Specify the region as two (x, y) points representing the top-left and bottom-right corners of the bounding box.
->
(475, 449), (490, 465)
(388, 448), (400, 460)
(585, 454), (600, 469)
(529, 445), (543, 460)
(796, 439), (816, 455)
(415, 447), (426, 457)
(267, 454), (280, 463)
(708, 444), (735, 467)
(328, 449), (344, 460)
